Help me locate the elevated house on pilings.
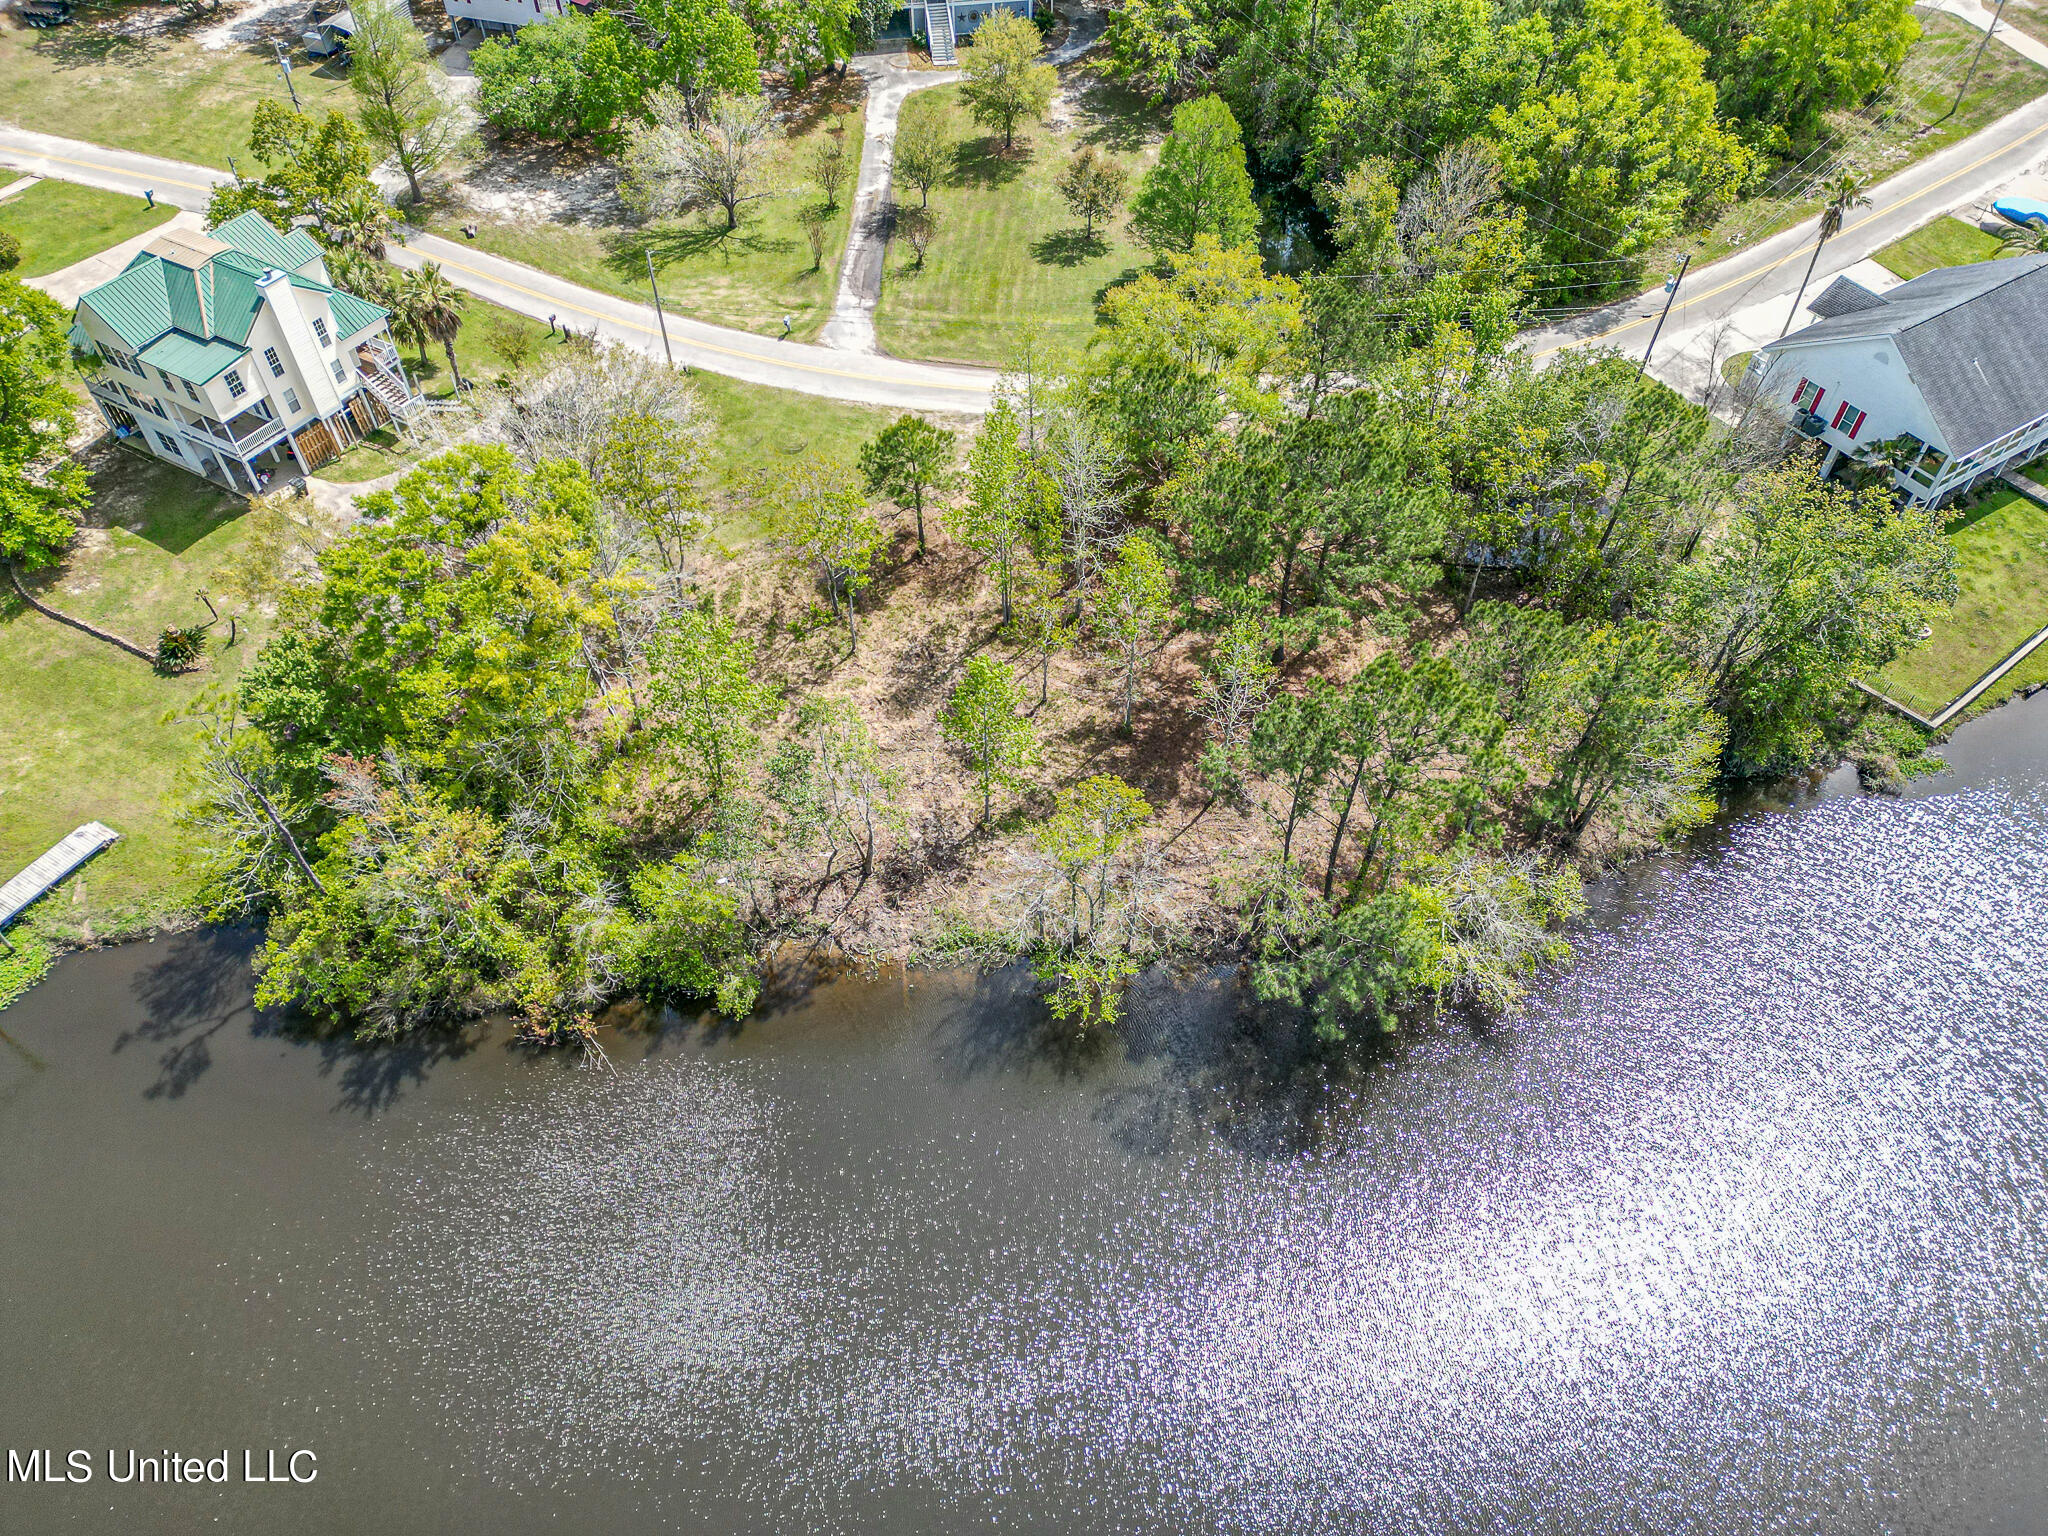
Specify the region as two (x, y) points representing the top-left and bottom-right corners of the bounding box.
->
(68, 212), (421, 492)
(1750, 252), (2048, 507)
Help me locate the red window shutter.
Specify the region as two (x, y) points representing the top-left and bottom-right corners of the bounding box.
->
(1848, 410), (1865, 440)
(1832, 401), (1849, 429)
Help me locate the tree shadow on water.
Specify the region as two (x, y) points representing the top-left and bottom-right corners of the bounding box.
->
(117, 934), (264, 1101)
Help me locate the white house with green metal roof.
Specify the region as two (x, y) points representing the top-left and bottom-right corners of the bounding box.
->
(69, 211), (420, 491)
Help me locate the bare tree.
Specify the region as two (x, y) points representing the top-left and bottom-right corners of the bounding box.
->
(1395, 142), (1502, 277)
(800, 201), (831, 271)
(1043, 400), (1126, 623)
(897, 203), (938, 269)
(808, 133), (851, 208)
(485, 343), (709, 483)
(622, 88), (780, 229)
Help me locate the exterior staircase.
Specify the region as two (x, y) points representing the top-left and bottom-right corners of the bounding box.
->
(926, 1), (956, 63)
(355, 342), (422, 422)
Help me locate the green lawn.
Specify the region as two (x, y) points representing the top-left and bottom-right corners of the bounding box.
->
(0, 5), (353, 172)
(873, 72), (1167, 366)
(428, 79), (866, 342)
(1869, 487), (2048, 715)
(0, 444), (273, 941)
(1641, 13), (2047, 276)
(0, 178), (173, 276)
(689, 370), (899, 541)
(1871, 216), (2005, 280)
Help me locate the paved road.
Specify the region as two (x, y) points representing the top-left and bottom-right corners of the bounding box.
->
(0, 126), (996, 414)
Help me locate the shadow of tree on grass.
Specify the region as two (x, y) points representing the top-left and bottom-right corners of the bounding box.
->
(604, 219), (799, 278)
(1031, 227), (1108, 266)
(948, 135), (1028, 189)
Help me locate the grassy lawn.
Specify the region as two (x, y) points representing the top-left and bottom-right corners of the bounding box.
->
(1641, 12), (2047, 276)
(0, 177), (173, 276)
(0, 443), (277, 941)
(398, 296), (556, 399)
(873, 71), (1167, 367)
(0, 4), (353, 171)
(1869, 487), (2048, 714)
(428, 79), (866, 342)
(1871, 216), (2005, 279)
(690, 370), (899, 542)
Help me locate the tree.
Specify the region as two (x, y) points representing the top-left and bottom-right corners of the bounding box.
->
(493, 344), (708, 483)
(959, 13), (1057, 151)
(1403, 851), (1585, 1016)
(1035, 773), (1153, 944)
(798, 200), (831, 271)
(1055, 144), (1129, 240)
(1196, 614), (1275, 806)
(206, 102), (384, 238)
(1042, 401), (1125, 623)
(1094, 238), (1300, 402)
(471, 12), (651, 144)
(1243, 870), (1429, 1047)
(948, 399), (1049, 624)
(766, 695), (905, 889)
(767, 456), (888, 649)
(398, 262), (467, 390)
(1008, 555), (1074, 705)
(808, 131), (851, 207)
(624, 0), (760, 126)
(349, 0), (473, 204)
(1781, 171), (1870, 336)
(894, 91), (955, 209)
(1685, 0), (1918, 145)
(0, 277), (88, 575)
(859, 413), (954, 558)
(646, 603), (780, 798)
(1104, 0), (1219, 100)
(591, 410), (709, 586)
(940, 654), (1039, 821)
(626, 851), (760, 1018)
(1098, 532), (1173, 730)
(1129, 94), (1259, 253)
(0, 232), (17, 275)
(622, 88), (780, 229)
(1666, 460), (1956, 773)
(897, 203), (938, 268)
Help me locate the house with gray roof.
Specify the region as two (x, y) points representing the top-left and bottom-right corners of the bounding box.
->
(69, 211), (420, 491)
(1751, 252), (2048, 506)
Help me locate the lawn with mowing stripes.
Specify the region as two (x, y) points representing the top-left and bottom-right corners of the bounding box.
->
(0, 178), (173, 276)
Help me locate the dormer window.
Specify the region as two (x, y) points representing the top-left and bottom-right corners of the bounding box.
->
(312, 317), (331, 347)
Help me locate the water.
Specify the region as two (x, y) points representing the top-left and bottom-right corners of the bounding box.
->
(6, 698), (2048, 1533)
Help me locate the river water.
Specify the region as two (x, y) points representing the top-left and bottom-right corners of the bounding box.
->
(5, 700), (2048, 1534)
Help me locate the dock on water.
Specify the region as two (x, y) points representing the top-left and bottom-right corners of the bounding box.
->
(0, 823), (120, 931)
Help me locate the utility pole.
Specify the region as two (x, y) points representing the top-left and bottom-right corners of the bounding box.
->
(273, 38), (300, 110)
(1949, 0), (2010, 120)
(1638, 253), (1690, 378)
(645, 250), (674, 368)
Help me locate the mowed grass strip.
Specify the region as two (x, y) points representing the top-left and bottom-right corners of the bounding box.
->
(873, 74), (1166, 367)
(1871, 216), (2005, 281)
(431, 80), (866, 341)
(1871, 487), (2048, 714)
(0, 6), (352, 170)
(0, 178), (174, 276)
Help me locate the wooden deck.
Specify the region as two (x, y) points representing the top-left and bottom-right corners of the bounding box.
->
(0, 823), (120, 929)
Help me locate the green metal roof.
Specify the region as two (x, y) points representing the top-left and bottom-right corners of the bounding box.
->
(163, 262), (207, 338)
(82, 263), (172, 350)
(325, 287), (389, 338)
(138, 331), (245, 385)
(206, 257), (266, 346)
(210, 210), (324, 273)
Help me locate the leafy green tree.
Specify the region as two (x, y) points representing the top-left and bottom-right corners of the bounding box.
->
(238, 447), (605, 774)
(625, 0), (761, 125)
(766, 696), (905, 886)
(0, 277), (88, 574)
(1403, 851), (1585, 1015)
(959, 13), (1057, 151)
(1666, 460), (1956, 773)
(1094, 238), (1300, 412)
(1130, 94), (1259, 253)
(1104, 0), (1219, 101)
(894, 92), (955, 209)
(592, 409), (710, 583)
(472, 13), (651, 143)
(0, 232), (17, 275)
(1098, 532), (1174, 730)
(1243, 865), (1430, 1047)
(859, 413), (954, 557)
(1036, 773), (1153, 945)
(948, 399), (1051, 624)
(206, 103), (385, 239)
(647, 603), (780, 798)
(1675, 0), (1918, 146)
(626, 851), (761, 1017)
(1056, 145), (1130, 240)
(1249, 682), (1338, 864)
(750, 0), (859, 84)
(1034, 947), (1140, 1032)
(767, 456), (888, 649)
(941, 654), (1039, 822)
(349, 0), (473, 204)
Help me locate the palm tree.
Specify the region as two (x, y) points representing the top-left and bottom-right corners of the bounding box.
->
(400, 262), (467, 391)
(1998, 220), (2048, 257)
(1781, 171), (1873, 337)
(320, 186), (393, 260)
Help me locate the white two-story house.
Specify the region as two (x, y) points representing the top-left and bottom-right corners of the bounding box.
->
(69, 212), (420, 492)
(1751, 252), (2048, 507)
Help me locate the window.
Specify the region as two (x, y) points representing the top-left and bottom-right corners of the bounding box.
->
(265, 347), (286, 378)
(225, 369), (246, 399)
(1792, 377), (1825, 415)
(154, 432), (181, 457)
(331, 358), (347, 383)
(183, 380), (200, 403)
(312, 317), (331, 347)
(283, 388), (301, 414)
(1832, 400), (1867, 440)
(157, 368), (177, 391)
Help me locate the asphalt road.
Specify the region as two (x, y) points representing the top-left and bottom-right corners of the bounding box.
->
(0, 126), (996, 415)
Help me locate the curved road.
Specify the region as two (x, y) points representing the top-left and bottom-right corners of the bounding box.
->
(0, 126), (996, 414)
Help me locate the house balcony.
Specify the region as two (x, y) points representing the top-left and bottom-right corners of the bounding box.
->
(187, 401), (286, 454)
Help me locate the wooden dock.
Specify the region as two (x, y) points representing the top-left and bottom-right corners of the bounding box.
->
(0, 823), (120, 929)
